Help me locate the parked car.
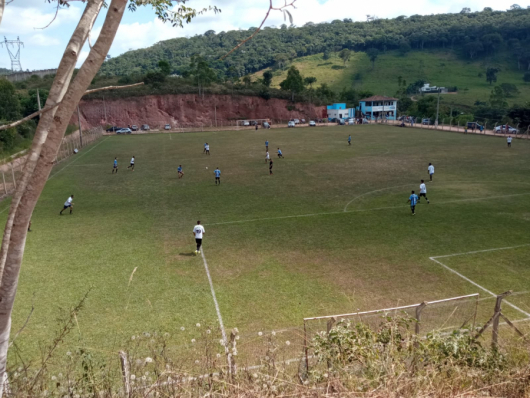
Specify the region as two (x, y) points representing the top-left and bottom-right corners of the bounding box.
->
(141, 124), (150, 131)
(287, 121), (295, 128)
(263, 122), (271, 129)
(131, 125), (138, 131)
(495, 125), (518, 134)
(338, 119), (345, 125)
(309, 120), (316, 127)
(116, 128), (132, 134)
(293, 119), (300, 124)
(164, 124), (171, 130)
(348, 118), (354, 125)
(106, 126), (120, 132)
(422, 118), (431, 125)
(467, 122), (483, 130)
(301, 119), (306, 123)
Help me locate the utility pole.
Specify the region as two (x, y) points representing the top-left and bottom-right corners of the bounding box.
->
(36, 89), (42, 111)
(435, 89), (441, 128)
(103, 94), (107, 123)
(77, 106), (83, 148)
(1, 37), (24, 71)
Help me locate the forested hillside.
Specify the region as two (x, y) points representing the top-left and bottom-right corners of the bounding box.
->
(99, 8), (530, 78)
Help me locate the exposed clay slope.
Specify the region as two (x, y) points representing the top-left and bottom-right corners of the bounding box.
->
(74, 94), (327, 129)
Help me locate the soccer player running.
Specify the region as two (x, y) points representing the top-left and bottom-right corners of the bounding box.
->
(265, 140), (269, 151)
(178, 164), (184, 179)
(112, 157), (118, 174)
(127, 156), (135, 171)
(407, 191), (418, 216)
(60, 194), (74, 215)
(269, 159), (273, 175)
(277, 148), (284, 158)
(418, 180), (429, 204)
(214, 167), (221, 185)
(507, 136), (512, 148)
(348, 135), (351, 146)
(428, 163), (434, 181)
(203, 143), (207, 154)
(193, 221), (205, 255)
(205, 143), (210, 155)
(265, 151), (270, 163)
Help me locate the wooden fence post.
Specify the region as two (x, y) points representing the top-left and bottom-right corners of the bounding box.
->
(415, 302), (427, 336)
(10, 164), (16, 190)
(2, 172), (6, 195)
(492, 291), (511, 348)
(119, 351), (131, 398)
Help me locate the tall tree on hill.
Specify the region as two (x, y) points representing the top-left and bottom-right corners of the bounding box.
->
(280, 66), (305, 101)
(490, 86), (508, 108)
(158, 60), (171, 75)
(304, 76), (317, 88)
(464, 40), (483, 59)
(188, 55), (217, 95)
(486, 67), (500, 85)
(262, 70), (273, 87)
(339, 48), (351, 65)
(366, 48), (379, 70)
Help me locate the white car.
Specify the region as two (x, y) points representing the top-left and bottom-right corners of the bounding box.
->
(164, 124), (171, 130)
(495, 125), (517, 134)
(116, 128), (132, 134)
(309, 120), (316, 127)
(348, 118), (354, 125)
(287, 121), (295, 128)
(243, 121), (250, 126)
(293, 119), (300, 124)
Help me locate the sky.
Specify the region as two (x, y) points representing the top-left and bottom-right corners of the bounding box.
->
(0, 0), (527, 71)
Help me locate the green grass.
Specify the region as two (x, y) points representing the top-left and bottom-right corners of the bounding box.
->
(254, 50), (530, 108)
(4, 126), (530, 362)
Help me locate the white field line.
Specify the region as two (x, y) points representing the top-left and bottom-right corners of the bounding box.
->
(48, 136), (109, 181)
(0, 137), (109, 216)
(429, 245), (530, 317)
(200, 248), (228, 346)
(206, 192), (530, 227)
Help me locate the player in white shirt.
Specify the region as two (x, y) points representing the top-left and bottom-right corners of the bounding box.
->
(193, 221), (205, 255)
(418, 179), (429, 204)
(127, 156), (135, 171)
(265, 151), (270, 163)
(60, 194), (74, 215)
(428, 163), (434, 182)
(507, 136), (512, 148)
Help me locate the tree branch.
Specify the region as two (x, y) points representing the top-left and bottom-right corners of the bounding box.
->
(0, 82), (144, 132)
(36, 0), (61, 30)
(220, 0), (297, 60)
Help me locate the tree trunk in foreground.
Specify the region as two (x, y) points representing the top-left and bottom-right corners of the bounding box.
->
(0, 0), (126, 386)
(0, 0), (5, 28)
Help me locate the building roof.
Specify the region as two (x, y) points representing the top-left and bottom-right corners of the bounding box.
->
(359, 95), (398, 102)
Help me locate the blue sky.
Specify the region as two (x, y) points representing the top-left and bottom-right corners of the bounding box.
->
(0, 0), (526, 71)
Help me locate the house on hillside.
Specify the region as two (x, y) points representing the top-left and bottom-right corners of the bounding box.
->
(327, 103), (355, 120)
(357, 96), (398, 121)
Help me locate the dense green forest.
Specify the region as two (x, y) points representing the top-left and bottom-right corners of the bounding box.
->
(99, 8), (530, 78)
(0, 68), (12, 76)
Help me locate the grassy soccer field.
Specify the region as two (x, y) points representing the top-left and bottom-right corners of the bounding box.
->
(4, 125), (530, 360)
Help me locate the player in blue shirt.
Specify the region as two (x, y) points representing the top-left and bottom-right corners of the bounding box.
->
(348, 135), (351, 146)
(407, 190), (419, 216)
(265, 140), (269, 151)
(277, 148), (284, 158)
(178, 164), (184, 179)
(203, 143), (207, 154)
(214, 167), (221, 185)
(112, 157), (118, 174)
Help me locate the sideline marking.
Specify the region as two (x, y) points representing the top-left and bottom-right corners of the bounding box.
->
(429, 244), (530, 317)
(0, 137), (109, 216)
(48, 137), (109, 181)
(200, 248), (228, 345)
(207, 192), (530, 226)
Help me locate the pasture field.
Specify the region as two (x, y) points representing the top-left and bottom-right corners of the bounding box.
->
(4, 124), (530, 361)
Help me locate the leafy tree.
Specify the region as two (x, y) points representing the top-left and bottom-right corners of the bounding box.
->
(481, 33), (503, 54)
(460, 7), (471, 13)
(19, 89), (49, 118)
(280, 66), (305, 101)
(399, 40), (411, 55)
(507, 105), (530, 130)
(304, 76), (317, 88)
(143, 71), (167, 87)
(464, 41), (483, 59)
(366, 48), (379, 70)
(262, 70), (273, 87)
(322, 50), (331, 60)
(500, 83), (519, 97)
(339, 49), (351, 65)
(242, 75), (252, 87)
(486, 67), (500, 85)
(158, 60), (171, 76)
(0, 128), (17, 151)
(188, 55), (217, 94)
(0, 80), (21, 121)
(510, 4), (522, 9)
(489, 86), (508, 108)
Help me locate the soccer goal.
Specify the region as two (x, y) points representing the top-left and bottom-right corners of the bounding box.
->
(302, 293), (479, 372)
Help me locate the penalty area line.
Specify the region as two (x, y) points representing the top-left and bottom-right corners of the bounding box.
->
(429, 248), (530, 318)
(200, 248), (229, 348)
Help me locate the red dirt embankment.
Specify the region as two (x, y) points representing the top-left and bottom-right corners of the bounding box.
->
(73, 94), (327, 129)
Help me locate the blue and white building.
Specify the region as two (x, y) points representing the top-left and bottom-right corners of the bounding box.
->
(327, 103), (355, 120)
(357, 96), (398, 121)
